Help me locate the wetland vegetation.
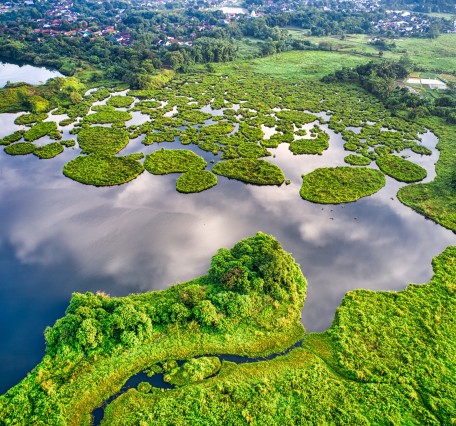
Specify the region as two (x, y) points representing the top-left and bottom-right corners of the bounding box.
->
(0, 234), (454, 425)
(300, 167), (386, 204)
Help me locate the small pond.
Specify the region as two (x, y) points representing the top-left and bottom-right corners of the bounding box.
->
(0, 62), (63, 87)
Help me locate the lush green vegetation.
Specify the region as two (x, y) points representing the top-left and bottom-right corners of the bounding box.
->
(34, 142), (64, 159)
(0, 130), (24, 145)
(344, 154), (371, 166)
(213, 159), (285, 186)
(289, 130), (329, 155)
(106, 96), (135, 108)
(2, 235), (453, 424)
(0, 233), (307, 425)
(300, 167), (386, 203)
(163, 357), (221, 386)
(23, 121), (61, 142)
(14, 112), (47, 125)
(144, 150), (207, 175)
(398, 117), (456, 232)
(83, 110), (132, 124)
(101, 245), (456, 425)
(63, 154), (144, 186)
(77, 127), (130, 155)
(4, 142), (36, 156)
(376, 155), (427, 182)
(176, 171), (218, 194)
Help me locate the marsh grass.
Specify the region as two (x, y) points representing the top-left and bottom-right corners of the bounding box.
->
(300, 167), (385, 203)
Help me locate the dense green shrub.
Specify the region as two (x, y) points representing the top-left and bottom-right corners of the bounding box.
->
(300, 167), (386, 204)
(34, 142), (64, 159)
(4, 142), (36, 155)
(14, 112), (48, 125)
(24, 121), (61, 142)
(376, 155), (427, 183)
(0, 130), (24, 145)
(63, 154), (144, 186)
(176, 171), (218, 193)
(84, 110), (132, 124)
(144, 149), (207, 175)
(107, 96), (135, 108)
(212, 159), (284, 185)
(344, 154), (371, 166)
(77, 127), (130, 155)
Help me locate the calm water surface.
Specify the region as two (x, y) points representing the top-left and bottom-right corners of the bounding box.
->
(0, 62), (63, 87)
(0, 71), (454, 394)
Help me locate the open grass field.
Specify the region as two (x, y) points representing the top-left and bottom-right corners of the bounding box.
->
(284, 30), (456, 75)
(218, 50), (373, 79)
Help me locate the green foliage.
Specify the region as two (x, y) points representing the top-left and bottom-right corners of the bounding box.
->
(238, 142), (270, 158)
(144, 150), (207, 175)
(34, 142), (64, 159)
(289, 131), (329, 155)
(77, 127), (130, 155)
(60, 139), (76, 148)
(164, 357), (221, 386)
(300, 167), (386, 204)
(376, 155), (427, 183)
(176, 171), (218, 194)
(344, 154), (371, 166)
(212, 159), (285, 186)
(107, 96), (135, 108)
(0, 130), (24, 146)
(63, 154), (144, 186)
(14, 112), (48, 125)
(4, 142), (36, 156)
(23, 121), (61, 142)
(83, 110), (132, 124)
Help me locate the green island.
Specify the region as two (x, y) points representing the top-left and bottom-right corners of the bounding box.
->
(77, 127), (130, 155)
(63, 154), (144, 186)
(34, 142), (64, 159)
(376, 155), (427, 183)
(176, 170), (218, 194)
(0, 233), (454, 424)
(144, 149), (207, 175)
(300, 167), (386, 204)
(344, 154), (371, 166)
(213, 159), (285, 186)
(4, 142), (36, 156)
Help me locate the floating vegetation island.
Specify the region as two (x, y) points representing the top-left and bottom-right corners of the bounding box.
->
(63, 154), (144, 186)
(300, 167), (386, 204)
(1, 233), (455, 424)
(0, 69), (447, 224)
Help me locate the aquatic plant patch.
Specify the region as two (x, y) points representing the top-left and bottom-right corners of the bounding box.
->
(213, 159), (285, 186)
(4, 142), (36, 156)
(63, 154), (144, 186)
(376, 155), (427, 183)
(0, 131), (24, 145)
(289, 132), (329, 155)
(176, 170), (218, 193)
(107, 96), (135, 108)
(34, 142), (64, 159)
(23, 121), (61, 142)
(300, 167), (386, 204)
(77, 127), (130, 155)
(344, 154), (371, 166)
(144, 149), (207, 175)
(14, 112), (48, 125)
(83, 110), (132, 124)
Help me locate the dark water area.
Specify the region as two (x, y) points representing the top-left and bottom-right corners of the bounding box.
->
(0, 78), (455, 395)
(91, 341), (302, 425)
(0, 62), (63, 88)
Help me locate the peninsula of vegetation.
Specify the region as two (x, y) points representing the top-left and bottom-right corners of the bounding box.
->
(0, 233), (454, 424)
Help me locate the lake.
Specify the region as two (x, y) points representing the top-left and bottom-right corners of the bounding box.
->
(0, 62), (63, 88)
(0, 66), (454, 394)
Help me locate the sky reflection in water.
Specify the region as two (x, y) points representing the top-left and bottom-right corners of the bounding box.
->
(0, 104), (454, 394)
